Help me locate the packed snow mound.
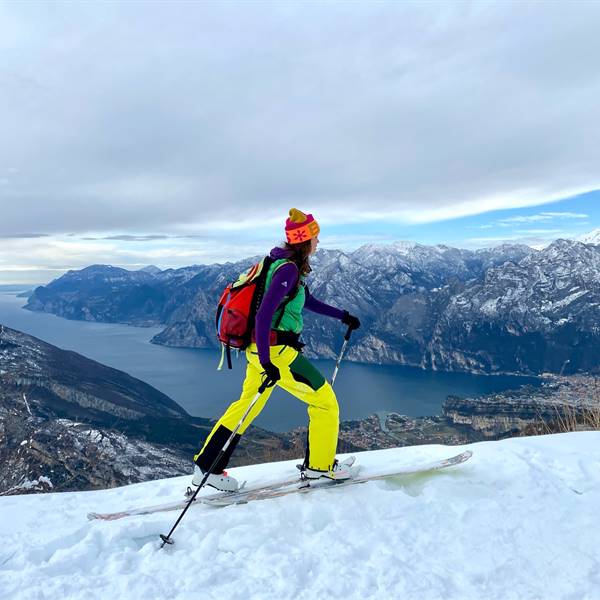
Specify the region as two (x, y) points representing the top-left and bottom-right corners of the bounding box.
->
(1, 433), (599, 600)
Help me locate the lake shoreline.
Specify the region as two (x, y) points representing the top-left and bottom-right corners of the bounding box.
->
(0, 289), (543, 432)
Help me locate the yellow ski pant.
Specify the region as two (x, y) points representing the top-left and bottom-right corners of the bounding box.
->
(194, 343), (339, 473)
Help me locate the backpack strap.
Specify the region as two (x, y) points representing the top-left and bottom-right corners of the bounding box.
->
(217, 344), (225, 370)
(245, 255), (275, 346)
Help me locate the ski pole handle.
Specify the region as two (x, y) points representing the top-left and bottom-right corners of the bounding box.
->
(344, 325), (353, 341)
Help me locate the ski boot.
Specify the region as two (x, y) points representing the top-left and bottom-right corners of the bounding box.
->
(191, 465), (239, 492)
(300, 456), (355, 482)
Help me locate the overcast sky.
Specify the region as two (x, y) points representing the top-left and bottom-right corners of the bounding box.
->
(1, 1), (599, 283)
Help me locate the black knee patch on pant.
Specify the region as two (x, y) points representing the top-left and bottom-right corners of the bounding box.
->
(195, 425), (241, 473)
(289, 353), (326, 391)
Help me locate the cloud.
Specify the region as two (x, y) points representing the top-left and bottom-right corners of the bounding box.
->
(0, 1), (599, 240)
(541, 212), (589, 219)
(0, 232), (267, 280)
(83, 234), (170, 241)
(0, 233), (50, 239)
(497, 212), (589, 225)
(464, 228), (576, 249)
(513, 229), (566, 235)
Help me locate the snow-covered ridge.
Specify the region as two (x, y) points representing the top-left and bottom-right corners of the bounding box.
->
(0, 433), (598, 600)
(578, 228), (600, 245)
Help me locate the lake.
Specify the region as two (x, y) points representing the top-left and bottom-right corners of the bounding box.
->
(0, 287), (541, 432)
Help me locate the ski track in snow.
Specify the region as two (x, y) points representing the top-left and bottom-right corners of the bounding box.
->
(1, 433), (599, 600)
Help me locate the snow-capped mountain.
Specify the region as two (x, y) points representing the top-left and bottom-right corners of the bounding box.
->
(0, 432), (598, 599)
(415, 239), (600, 373)
(578, 228), (600, 245)
(138, 265), (162, 275)
(25, 239), (600, 375)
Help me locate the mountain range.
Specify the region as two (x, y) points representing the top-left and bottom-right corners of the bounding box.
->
(24, 238), (600, 375)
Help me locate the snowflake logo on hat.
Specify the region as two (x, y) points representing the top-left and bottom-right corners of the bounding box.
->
(293, 230), (307, 242)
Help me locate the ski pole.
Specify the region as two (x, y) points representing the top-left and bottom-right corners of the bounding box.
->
(331, 324), (353, 387)
(160, 379), (270, 548)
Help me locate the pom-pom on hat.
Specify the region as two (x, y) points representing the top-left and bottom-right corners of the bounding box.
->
(285, 208), (320, 244)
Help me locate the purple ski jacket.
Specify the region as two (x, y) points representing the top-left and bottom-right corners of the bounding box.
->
(254, 246), (345, 364)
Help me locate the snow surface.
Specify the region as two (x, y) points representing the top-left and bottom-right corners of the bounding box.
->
(1, 433), (599, 600)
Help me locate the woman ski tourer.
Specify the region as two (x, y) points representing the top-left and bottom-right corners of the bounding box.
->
(192, 208), (361, 492)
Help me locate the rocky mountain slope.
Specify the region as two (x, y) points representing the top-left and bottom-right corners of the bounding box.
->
(0, 326), (295, 494)
(443, 374), (600, 437)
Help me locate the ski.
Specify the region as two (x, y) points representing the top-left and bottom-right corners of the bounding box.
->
(88, 456), (355, 521)
(202, 450), (472, 506)
(86, 475), (300, 521)
(87, 450), (472, 520)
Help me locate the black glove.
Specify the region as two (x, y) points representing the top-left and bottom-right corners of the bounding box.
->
(342, 310), (361, 331)
(260, 361), (281, 388)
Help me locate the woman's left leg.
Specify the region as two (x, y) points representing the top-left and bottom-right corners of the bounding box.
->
(194, 357), (273, 473)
